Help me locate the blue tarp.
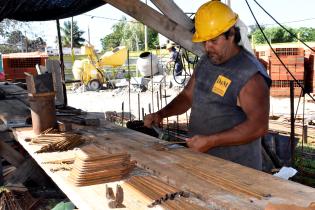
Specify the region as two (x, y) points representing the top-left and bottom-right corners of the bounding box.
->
(0, 0), (105, 21)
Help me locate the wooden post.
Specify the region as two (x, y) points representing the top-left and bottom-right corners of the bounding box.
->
(303, 125), (308, 144)
(56, 19), (68, 107)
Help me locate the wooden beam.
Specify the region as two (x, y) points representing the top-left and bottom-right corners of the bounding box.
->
(150, 0), (194, 30)
(0, 138), (24, 167)
(104, 0), (205, 56)
(46, 60), (65, 106)
(5, 158), (36, 185)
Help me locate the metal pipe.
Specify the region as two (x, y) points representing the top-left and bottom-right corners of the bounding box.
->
(128, 50), (131, 121)
(164, 89), (169, 135)
(29, 93), (57, 135)
(122, 102), (124, 127)
(185, 111), (189, 130)
(156, 91), (160, 110)
(290, 81), (295, 163)
(138, 93), (141, 120)
(150, 52), (154, 112)
(142, 108), (145, 120)
(159, 84), (163, 108)
(149, 103), (151, 114)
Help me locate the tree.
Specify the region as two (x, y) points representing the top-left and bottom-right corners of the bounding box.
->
(250, 26), (315, 44)
(101, 16), (127, 50)
(7, 30), (24, 45)
(0, 44), (19, 53)
(28, 37), (46, 51)
(0, 19), (25, 37)
(101, 16), (158, 51)
(296, 27), (315, 42)
(61, 20), (85, 47)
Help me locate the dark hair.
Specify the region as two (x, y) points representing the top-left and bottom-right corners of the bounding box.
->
(223, 26), (241, 44)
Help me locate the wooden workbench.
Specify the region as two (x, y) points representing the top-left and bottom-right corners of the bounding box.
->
(11, 114), (315, 210)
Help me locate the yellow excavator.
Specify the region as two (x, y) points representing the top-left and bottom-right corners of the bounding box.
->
(72, 44), (128, 90)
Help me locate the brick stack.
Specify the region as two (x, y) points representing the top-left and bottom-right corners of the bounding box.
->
(268, 48), (305, 96)
(308, 54), (315, 94)
(303, 54), (313, 94)
(2, 52), (48, 82)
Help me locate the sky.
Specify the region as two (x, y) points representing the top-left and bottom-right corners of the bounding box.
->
(26, 0), (315, 50)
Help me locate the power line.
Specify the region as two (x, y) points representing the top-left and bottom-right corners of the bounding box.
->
(259, 17), (315, 27)
(82, 14), (140, 23)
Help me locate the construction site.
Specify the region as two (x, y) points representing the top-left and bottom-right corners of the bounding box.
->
(0, 0), (315, 210)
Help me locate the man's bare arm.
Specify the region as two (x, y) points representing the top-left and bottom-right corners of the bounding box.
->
(187, 73), (270, 152)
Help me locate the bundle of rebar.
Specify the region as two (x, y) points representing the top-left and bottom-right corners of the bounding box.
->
(68, 145), (135, 186)
(0, 189), (23, 210)
(123, 176), (205, 209)
(177, 163), (270, 200)
(33, 133), (85, 153)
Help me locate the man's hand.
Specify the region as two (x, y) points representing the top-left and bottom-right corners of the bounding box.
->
(144, 112), (163, 128)
(186, 135), (216, 153)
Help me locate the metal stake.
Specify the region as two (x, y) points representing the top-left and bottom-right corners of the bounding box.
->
(150, 52), (154, 112)
(122, 102), (124, 127)
(138, 93), (141, 120)
(156, 91), (160, 110)
(290, 81), (295, 164)
(164, 89), (169, 135)
(128, 50), (131, 121)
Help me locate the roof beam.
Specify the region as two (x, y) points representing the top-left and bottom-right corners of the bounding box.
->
(104, 0), (204, 56)
(150, 0), (194, 31)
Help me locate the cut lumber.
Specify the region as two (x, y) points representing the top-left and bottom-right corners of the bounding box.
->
(68, 145), (135, 186)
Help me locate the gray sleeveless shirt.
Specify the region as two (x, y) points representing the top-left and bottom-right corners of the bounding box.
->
(189, 48), (271, 170)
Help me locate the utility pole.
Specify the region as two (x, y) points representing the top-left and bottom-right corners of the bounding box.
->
(144, 0), (148, 51)
(227, 0), (231, 6)
(88, 16), (94, 44)
(71, 17), (74, 63)
(24, 31), (28, 52)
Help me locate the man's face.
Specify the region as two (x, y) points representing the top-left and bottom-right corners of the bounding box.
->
(204, 33), (234, 65)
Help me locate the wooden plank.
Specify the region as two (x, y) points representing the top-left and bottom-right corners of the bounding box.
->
(104, 0), (205, 56)
(5, 158), (37, 185)
(11, 128), (154, 210)
(0, 82), (29, 106)
(46, 60), (65, 106)
(25, 73), (54, 94)
(0, 99), (31, 127)
(11, 116), (315, 210)
(0, 138), (24, 167)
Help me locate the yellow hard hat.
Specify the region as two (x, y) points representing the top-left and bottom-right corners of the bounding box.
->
(192, 0), (238, 42)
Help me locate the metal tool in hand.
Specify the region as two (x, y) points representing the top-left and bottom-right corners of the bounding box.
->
(152, 125), (166, 140)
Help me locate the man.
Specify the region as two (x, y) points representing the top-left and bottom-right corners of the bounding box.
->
(166, 43), (183, 76)
(144, 0), (271, 170)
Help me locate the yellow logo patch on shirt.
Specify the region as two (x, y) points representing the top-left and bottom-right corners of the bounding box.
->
(212, 75), (232, 96)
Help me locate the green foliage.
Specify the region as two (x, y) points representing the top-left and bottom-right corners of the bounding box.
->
(0, 19), (25, 37)
(0, 44), (19, 53)
(61, 20), (85, 48)
(101, 16), (158, 51)
(1, 29), (46, 52)
(7, 30), (24, 45)
(28, 37), (46, 51)
(250, 26), (315, 44)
